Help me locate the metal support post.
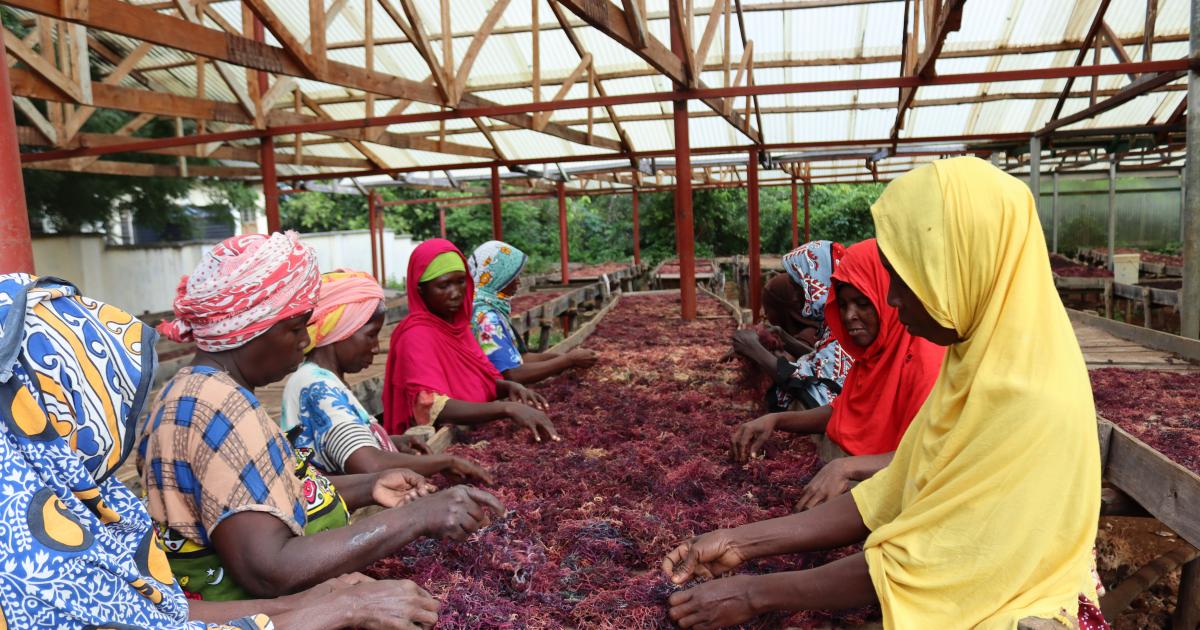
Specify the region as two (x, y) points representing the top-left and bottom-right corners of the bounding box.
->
(491, 164), (503, 240)
(632, 190), (641, 265)
(1052, 171), (1060, 254)
(0, 43), (33, 273)
(1107, 157), (1118, 269)
(558, 181), (569, 285)
(748, 148), (762, 323)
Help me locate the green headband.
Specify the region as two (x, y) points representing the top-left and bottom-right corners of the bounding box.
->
(420, 252), (466, 283)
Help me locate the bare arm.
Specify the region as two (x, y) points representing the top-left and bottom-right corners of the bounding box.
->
(775, 405), (834, 434)
(344, 448), (494, 485)
(210, 486), (503, 597)
(502, 354), (578, 384)
(731, 406), (834, 463)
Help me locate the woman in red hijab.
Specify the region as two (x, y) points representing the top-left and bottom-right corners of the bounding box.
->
(733, 238), (945, 509)
(384, 239), (559, 444)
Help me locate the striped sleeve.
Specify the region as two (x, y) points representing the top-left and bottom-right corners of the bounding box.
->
(322, 421), (381, 471)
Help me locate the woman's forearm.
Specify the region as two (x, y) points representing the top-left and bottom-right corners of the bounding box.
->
(503, 354), (575, 384)
(438, 398), (515, 426)
(731, 493), (869, 561)
(344, 448), (450, 477)
(774, 405), (833, 434)
(522, 351), (559, 362)
(843, 452), (895, 481)
(748, 553), (877, 615)
(324, 473), (383, 511)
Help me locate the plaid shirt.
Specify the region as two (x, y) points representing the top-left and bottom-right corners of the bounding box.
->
(142, 366), (306, 546)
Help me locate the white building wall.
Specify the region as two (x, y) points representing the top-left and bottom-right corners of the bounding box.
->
(32, 230), (415, 316)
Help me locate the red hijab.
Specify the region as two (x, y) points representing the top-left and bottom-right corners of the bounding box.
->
(384, 239), (502, 433)
(822, 239), (946, 455)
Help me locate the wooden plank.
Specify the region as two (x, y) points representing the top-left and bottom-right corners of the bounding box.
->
(390, 0), (452, 102)
(10, 67), (252, 123)
(1070, 309), (1200, 362)
(3, 28), (83, 101)
(267, 108), (496, 160)
(14, 96), (59, 144)
(452, 0), (511, 106)
(532, 53), (592, 131)
(551, 294), (621, 353)
(25, 159), (259, 177)
(1103, 422), (1200, 549)
(241, 0), (322, 77)
(693, 0), (727, 77)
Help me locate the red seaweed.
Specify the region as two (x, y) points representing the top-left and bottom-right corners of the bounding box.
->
(1090, 368), (1200, 476)
(511, 291), (565, 315)
(1050, 254), (1113, 278)
(367, 294), (877, 628)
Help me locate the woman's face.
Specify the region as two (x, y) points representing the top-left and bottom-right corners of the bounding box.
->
(419, 271), (467, 321)
(237, 311), (312, 387)
(500, 272), (522, 296)
(836, 283), (880, 348)
(334, 306), (385, 374)
(879, 247), (960, 346)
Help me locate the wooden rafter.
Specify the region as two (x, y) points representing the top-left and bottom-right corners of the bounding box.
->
(532, 53), (592, 131)
(269, 104), (498, 160)
(64, 41), (154, 140)
(1143, 0), (1158, 61)
(891, 0), (966, 139)
(1038, 69), (1185, 136)
(3, 28), (84, 102)
(172, 0), (257, 118)
(620, 0), (649, 49)
(547, 0), (634, 156)
(385, 0), (453, 103)
(554, 0), (760, 143)
(694, 0), (727, 77)
(260, 0), (354, 107)
(452, 0), (511, 106)
(1049, 0), (1114, 122)
(241, 0), (324, 77)
(14, 97), (58, 144)
(1098, 21), (1139, 81)
(26, 159), (259, 178)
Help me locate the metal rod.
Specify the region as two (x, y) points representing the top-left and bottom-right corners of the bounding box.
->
(438, 206), (447, 238)
(1107, 157), (1118, 269)
(1029, 134), (1041, 214)
(803, 178), (811, 242)
(490, 164), (503, 240)
(1052, 170), (1060, 254)
(632, 190), (641, 265)
(378, 200), (386, 284)
(368, 191), (380, 282)
(748, 148), (762, 323)
(0, 42), (34, 273)
(558, 180), (569, 285)
(790, 172), (799, 249)
(1183, 0), (1200, 338)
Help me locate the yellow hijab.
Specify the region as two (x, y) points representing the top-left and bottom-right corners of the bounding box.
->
(851, 157), (1101, 628)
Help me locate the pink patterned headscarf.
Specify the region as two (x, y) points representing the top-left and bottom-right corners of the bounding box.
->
(157, 232), (321, 352)
(305, 270), (385, 353)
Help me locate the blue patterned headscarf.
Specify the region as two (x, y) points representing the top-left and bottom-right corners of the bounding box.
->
(779, 242), (853, 408)
(0, 273), (268, 630)
(468, 240), (529, 321)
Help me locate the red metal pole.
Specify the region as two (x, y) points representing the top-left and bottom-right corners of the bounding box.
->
(255, 18), (279, 233)
(803, 179), (812, 242)
(748, 148), (762, 324)
(377, 199), (386, 285)
(632, 190), (641, 265)
(671, 0), (696, 321)
(558, 181), (569, 285)
(368, 191), (380, 283)
(438, 207), (447, 239)
(491, 164), (503, 240)
(790, 173), (800, 249)
(0, 44), (34, 273)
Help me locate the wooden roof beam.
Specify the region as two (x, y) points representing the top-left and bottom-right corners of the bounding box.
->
(1049, 0), (1114, 122)
(1038, 69), (1185, 136)
(241, 0), (325, 78)
(891, 0), (966, 139)
(382, 0), (452, 103)
(1098, 21), (1139, 82)
(452, 0), (511, 106)
(553, 0), (760, 143)
(547, 0), (635, 158)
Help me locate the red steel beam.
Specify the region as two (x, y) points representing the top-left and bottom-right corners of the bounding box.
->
(558, 180), (569, 285)
(0, 43), (34, 273)
(368, 191), (380, 282)
(632, 189), (641, 265)
(803, 178), (811, 242)
(748, 147), (762, 323)
(790, 172), (799, 249)
(438, 207), (446, 238)
(377, 198), (386, 284)
(20, 59), (1186, 165)
(490, 164), (503, 240)
(671, 0), (696, 321)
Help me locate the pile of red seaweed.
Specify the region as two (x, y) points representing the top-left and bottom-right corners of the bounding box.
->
(511, 291), (564, 315)
(572, 262), (634, 278)
(1090, 368), (1200, 476)
(368, 293), (876, 628)
(1050, 254), (1112, 278)
(1093, 248), (1183, 268)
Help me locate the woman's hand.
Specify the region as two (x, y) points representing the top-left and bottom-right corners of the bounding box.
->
(730, 413), (779, 463)
(661, 529), (747, 584)
(408, 485), (505, 541)
(341, 579), (441, 630)
(392, 434), (433, 455)
(794, 459), (852, 512)
(667, 575), (760, 630)
(566, 348), (599, 369)
(730, 329), (765, 358)
(441, 455), (496, 485)
(505, 402), (561, 443)
(372, 469), (437, 508)
(499, 379), (550, 411)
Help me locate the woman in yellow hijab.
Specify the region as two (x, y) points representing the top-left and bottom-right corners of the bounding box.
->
(661, 157), (1105, 629)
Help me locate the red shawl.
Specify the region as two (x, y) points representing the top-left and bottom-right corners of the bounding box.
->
(823, 239), (946, 456)
(384, 239), (502, 433)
